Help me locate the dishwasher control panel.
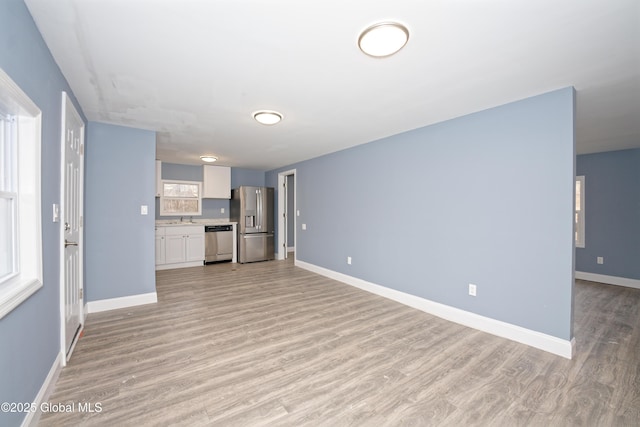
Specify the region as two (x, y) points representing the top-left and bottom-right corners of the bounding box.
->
(205, 225), (233, 232)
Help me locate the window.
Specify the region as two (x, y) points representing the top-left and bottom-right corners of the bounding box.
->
(0, 68), (43, 319)
(575, 176), (585, 248)
(159, 180), (202, 216)
(0, 113), (17, 280)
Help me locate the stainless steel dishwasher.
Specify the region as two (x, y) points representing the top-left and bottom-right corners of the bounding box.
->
(204, 225), (233, 263)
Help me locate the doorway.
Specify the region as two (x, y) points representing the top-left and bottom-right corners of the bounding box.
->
(277, 169), (296, 260)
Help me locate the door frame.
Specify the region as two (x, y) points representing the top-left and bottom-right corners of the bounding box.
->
(59, 92), (85, 365)
(277, 169), (296, 261)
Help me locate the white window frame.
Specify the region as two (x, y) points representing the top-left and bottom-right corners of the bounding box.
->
(159, 179), (202, 216)
(1, 114), (18, 281)
(0, 68), (43, 319)
(575, 175), (585, 248)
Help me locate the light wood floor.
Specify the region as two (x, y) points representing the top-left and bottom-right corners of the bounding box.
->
(40, 259), (639, 426)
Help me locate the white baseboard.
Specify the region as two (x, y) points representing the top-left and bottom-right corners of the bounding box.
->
(287, 246), (295, 252)
(575, 271), (640, 290)
(296, 260), (574, 359)
(22, 351), (63, 427)
(156, 260), (203, 271)
(86, 292), (158, 314)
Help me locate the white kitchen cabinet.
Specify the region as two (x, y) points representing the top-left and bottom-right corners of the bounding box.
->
(185, 233), (205, 262)
(203, 165), (231, 199)
(164, 233), (186, 264)
(156, 225), (204, 270)
(155, 160), (162, 197)
(155, 227), (166, 265)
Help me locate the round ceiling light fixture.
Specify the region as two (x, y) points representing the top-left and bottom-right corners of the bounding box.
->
(253, 110), (283, 125)
(358, 21), (409, 57)
(200, 155), (218, 163)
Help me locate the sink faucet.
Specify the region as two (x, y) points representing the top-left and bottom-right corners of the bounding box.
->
(180, 216), (184, 222)
(189, 216), (193, 223)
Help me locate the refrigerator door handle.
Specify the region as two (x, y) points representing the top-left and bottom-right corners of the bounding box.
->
(257, 188), (261, 229)
(242, 233), (273, 238)
(259, 187), (263, 230)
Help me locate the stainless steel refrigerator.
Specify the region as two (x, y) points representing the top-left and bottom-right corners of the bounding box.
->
(230, 186), (275, 263)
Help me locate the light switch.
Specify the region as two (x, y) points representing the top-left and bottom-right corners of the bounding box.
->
(302, 223), (307, 230)
(297, 210), (300, 216)
(52, 204), (60, 222)
(141, 205), (148, 215)
(220, 208), (225, 214)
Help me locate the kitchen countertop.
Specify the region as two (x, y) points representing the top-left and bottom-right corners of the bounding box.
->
(156, 219), (237, 227)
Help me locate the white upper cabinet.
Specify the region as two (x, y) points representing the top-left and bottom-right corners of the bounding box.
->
(156, 160), (162, 197)
(203, 165), (231, 199)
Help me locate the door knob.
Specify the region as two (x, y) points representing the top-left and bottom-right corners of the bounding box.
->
(65, 239), (78, 248)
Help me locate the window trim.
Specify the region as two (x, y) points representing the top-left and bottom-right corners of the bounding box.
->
(0, 68), (43, 319)
(1, 114), (19, 283)
(575, 175), (585, 249)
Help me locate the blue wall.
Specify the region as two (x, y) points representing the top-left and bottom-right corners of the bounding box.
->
(0, 1), (86, 425)
(85, 123), (156, 301)
(576, 149), (640, 279)
(232, 167), (266, 188)
(268, 88), (576, 340)
(156, 163), (265, 219)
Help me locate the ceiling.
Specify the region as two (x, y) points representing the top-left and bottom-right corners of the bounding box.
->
(25, 0), (640, 170)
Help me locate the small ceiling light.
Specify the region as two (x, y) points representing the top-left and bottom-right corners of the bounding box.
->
(253, 110), (283, 125)
(358, 22), (409, 57)
(200, 156), (217, 163)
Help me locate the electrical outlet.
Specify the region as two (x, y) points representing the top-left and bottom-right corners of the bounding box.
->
(220, 208), (225, 214)
(347, 256), (352, 265)
(468, 284), (477, 297)
(597, 256), (604, 264)
(302, 223), (307, 230)
(140, 205), (148, 215)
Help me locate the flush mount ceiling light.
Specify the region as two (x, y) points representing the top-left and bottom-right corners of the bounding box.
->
(358, 22), (409, 57)
(253, 110), (283, 125)
(200, 155), (217, 162)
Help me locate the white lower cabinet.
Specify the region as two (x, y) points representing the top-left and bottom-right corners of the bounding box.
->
(185, 233), (205, 262)
(155, 227), (166, 265)
(165, 234), (187, 264)
(156, 225), (204, 270)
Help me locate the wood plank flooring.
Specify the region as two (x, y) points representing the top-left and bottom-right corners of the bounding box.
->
(39, 259), (640, 426)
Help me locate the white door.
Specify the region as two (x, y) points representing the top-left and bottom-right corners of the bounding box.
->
(61, 92), (84, 360)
